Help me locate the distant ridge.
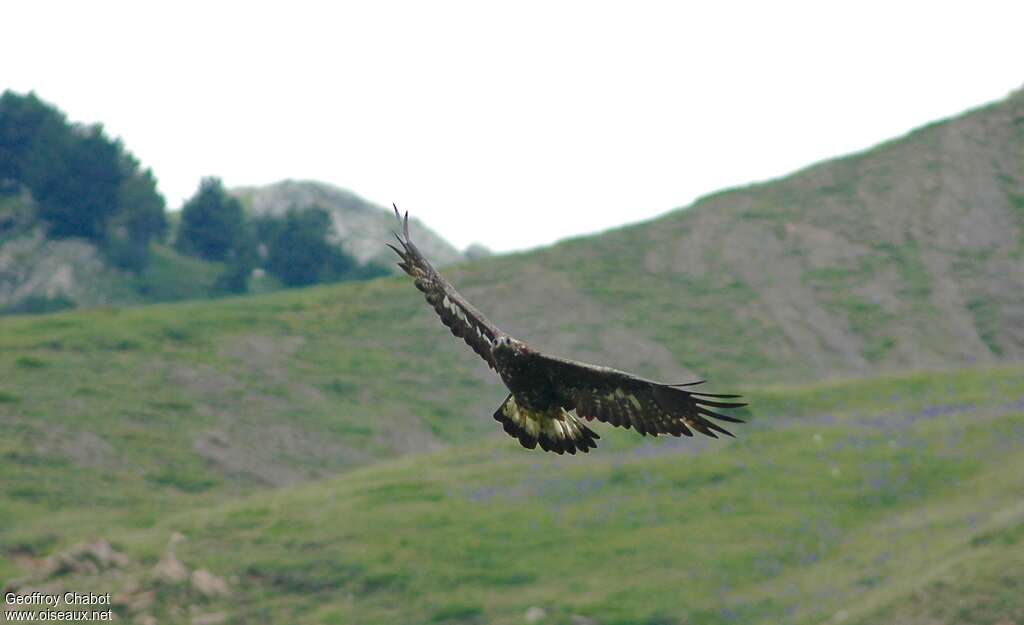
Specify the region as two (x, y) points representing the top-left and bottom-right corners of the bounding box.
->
(231, 180), (465, 270)
(496, 86), (1024, 383)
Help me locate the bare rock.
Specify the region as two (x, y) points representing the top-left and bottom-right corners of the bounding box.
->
(230, 180), (464, 269)
(525, 606), (547, 623)
(83, 539), (130, 569)
(191, 569), (230, 598)
(0, 225), (126, 310)
(43, 539), (128, 578)
(112, 578), (144, 611)
(152, 552), (189, 585)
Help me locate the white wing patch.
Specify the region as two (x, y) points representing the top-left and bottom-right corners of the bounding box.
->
(439, 292), (492, 348)
(496, 395), (599, 454)
(444, 294), (468, 323)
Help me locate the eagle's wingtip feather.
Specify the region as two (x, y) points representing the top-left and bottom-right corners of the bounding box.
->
(691, 391), (744, 399)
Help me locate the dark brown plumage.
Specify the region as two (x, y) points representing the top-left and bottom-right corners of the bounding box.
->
(388, 206), (747, 454)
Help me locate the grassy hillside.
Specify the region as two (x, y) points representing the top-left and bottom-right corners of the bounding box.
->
(3, 90), (1024, 624)
(4, 365), (1022, 624)
(518, 88), (1024, 383)
(5, 89), (1024, 377)
(0, 278), (508, 504)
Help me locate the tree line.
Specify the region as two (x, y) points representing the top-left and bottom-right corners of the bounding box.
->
(175, 177), (386, 292)
(0, 90), (384, 293)
(0, 90), (166, 270)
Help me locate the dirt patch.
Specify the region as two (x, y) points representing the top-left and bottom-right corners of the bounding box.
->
(33, 425), (119, 469)
(722, 221), (869, 373)
(170, 364), (242, 399)
(219, 335), (305, 381)
(372, 416), (447, 456)
(460, 263), (697, 381)
(194, 423), (373, 487)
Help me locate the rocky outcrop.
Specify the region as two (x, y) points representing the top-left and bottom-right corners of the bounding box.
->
(44, 539), (130, 577)
(0, 227), (132, 312)
(190, 569), (230, 598)
(152, 551), (189, 585)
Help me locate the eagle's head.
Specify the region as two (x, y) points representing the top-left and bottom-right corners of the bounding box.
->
(491, 335), (526, 364)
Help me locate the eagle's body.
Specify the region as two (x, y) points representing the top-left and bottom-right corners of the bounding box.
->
(389, 207), (746, 454)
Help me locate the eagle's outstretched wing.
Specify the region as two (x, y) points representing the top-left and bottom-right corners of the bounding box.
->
(388, 205), (501, 369)
(530, 352), (747, 439)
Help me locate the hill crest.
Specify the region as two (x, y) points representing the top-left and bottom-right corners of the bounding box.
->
(230, 179), (465, 269)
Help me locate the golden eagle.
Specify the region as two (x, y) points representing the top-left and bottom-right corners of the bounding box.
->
(388, 207), (746, 454)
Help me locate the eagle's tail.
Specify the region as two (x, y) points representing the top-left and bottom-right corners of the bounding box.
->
(493, 394), (599, 454)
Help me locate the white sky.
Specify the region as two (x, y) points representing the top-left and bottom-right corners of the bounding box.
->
(3, 1), (1022, 252)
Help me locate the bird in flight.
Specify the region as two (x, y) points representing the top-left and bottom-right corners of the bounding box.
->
(388, 206), (746, 454)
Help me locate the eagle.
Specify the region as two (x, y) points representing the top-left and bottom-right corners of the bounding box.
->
(388, 206), (746, 454)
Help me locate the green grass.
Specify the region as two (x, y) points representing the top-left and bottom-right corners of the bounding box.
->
(0, 278), (513, 566)
(967, 298), (1004, 357)
(1010, 189), (1024, 258)
(3, 364), (1022, 624)
(1, 294), (77, 316)
(2, 88), (1024, 624)
(131, 243), (227, 302)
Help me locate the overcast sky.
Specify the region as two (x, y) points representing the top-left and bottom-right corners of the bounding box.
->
(3, 1), (1022, 252)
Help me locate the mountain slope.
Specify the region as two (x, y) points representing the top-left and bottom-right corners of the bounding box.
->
(5, 366), (1022, 625)
(512, 88), (1024, 383)
(231, 179), (465, 268)
(1, 89), (1022, 519)
(4, 90), (1024, 624)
